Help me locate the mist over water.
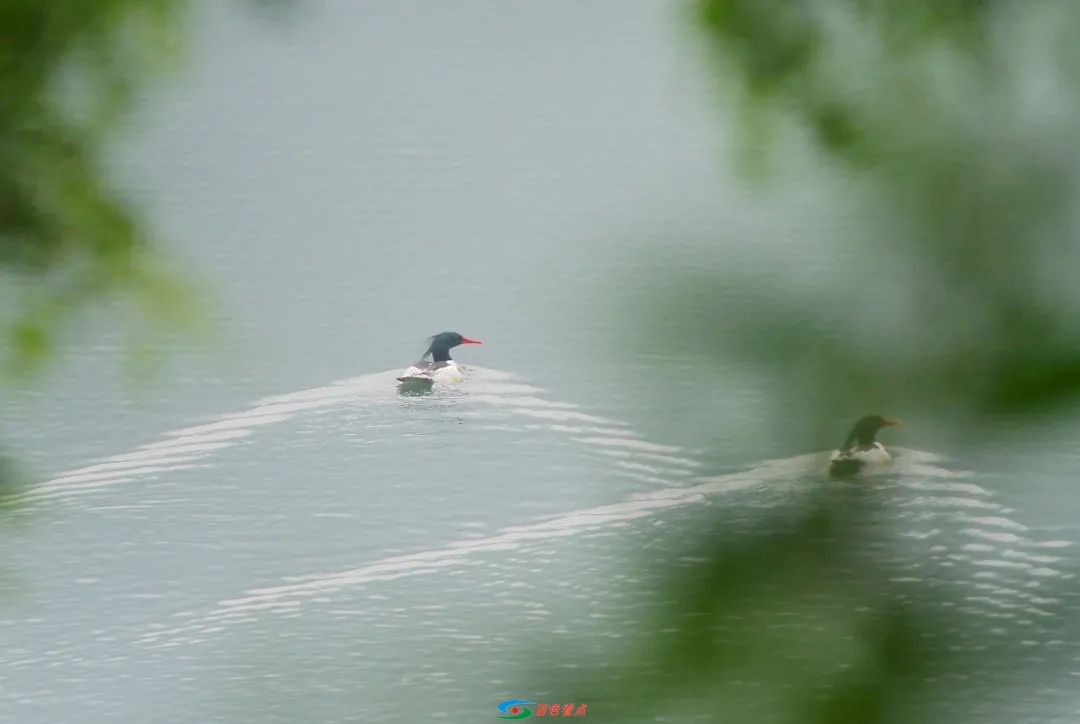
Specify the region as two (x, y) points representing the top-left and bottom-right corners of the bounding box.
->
(2, 1), (1080, 722)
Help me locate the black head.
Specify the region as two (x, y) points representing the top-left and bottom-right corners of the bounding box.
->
(425, 331), (483, 362)
(843, 414), (901, 449)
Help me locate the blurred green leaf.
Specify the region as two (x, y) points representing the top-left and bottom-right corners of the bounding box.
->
(0, 0), (195, 378)
(587, 1), (1080, 721)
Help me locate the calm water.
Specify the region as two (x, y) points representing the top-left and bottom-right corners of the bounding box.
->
(2, 2), (1080, 722)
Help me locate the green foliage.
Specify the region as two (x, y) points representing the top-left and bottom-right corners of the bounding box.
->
(584, 1), (1080, 721)
(676, 0), (1080, 427)
(0, 0), (192, 378)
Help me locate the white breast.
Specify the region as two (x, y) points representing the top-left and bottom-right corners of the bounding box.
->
(830, 442), (892, 466)
(397, 360), (466, 384)
(431, 362), (465, 383)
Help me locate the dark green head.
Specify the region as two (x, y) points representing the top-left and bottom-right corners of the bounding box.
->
(425, 332), (483, 362)
(843, 414), (901, 449)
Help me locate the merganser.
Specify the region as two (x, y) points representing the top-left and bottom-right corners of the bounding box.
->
(828, 415), (901, 478)
(396, 332), (483, 392)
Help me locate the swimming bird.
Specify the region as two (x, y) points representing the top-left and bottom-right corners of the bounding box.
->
(829, 415), (901, 478)
(396, 332), (483, 392)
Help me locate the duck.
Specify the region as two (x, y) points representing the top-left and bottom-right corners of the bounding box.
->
(396, 332), (483, 392)
(828, 415), (901, 478)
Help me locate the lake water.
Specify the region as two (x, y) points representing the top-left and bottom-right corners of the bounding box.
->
(2, 2), (1080, 722)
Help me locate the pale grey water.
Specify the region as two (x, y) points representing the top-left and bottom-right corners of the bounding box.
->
(3, 2), (1080, 722)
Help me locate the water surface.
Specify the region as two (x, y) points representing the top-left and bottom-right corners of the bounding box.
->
(2, 2), (1079, 722)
